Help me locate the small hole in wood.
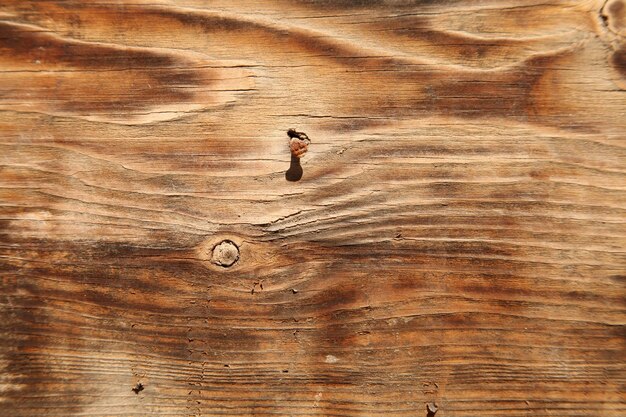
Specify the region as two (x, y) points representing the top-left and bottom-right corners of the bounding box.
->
(286, 128), (310, 182)
(426, 402), (438, 417)
(132, 383), (144, 394)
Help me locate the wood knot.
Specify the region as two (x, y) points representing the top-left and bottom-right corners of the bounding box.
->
(288, 128), (311, 159)
(211, 240), (239, 267)
(602, 0), (626, 37)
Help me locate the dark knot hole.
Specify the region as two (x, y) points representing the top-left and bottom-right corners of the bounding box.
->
(285, 155), (303, 182)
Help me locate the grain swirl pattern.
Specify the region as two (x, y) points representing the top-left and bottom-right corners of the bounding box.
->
(0, 0), (625, 416)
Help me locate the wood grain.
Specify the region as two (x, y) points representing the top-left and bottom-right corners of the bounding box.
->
(0, 0), (624, 416)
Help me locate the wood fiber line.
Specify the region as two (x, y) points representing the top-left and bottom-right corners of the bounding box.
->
(0, 0), (625, 416)
(0, 20), (254, 124)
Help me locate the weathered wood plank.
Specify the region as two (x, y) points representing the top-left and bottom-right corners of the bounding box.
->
(0, 0), (624, 416)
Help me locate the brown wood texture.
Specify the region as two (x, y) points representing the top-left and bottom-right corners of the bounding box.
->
(1, 1), (625, 416)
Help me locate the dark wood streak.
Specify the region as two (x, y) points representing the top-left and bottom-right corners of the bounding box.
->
(612, 46), (626, 77)
(0, 20), (253, 124)
(1, 0), (620, 132)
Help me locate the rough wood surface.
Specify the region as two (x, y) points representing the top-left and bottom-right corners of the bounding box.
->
(1, 1), (625, 416)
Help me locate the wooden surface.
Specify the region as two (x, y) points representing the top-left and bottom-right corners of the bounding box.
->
(1, 0), (625, 416)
